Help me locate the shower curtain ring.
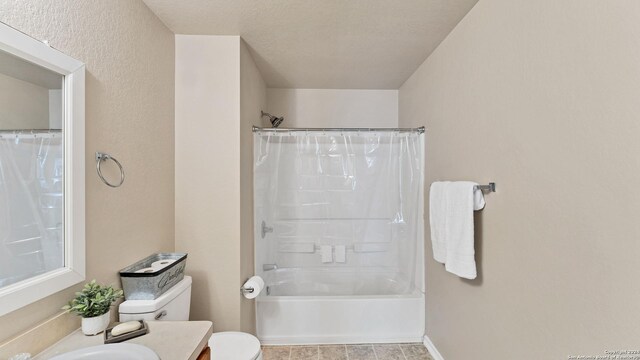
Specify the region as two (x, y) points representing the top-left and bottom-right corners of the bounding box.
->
(95, 152), (125, 188)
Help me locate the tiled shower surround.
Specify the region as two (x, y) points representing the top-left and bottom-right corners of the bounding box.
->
(261, 343), (433, 360)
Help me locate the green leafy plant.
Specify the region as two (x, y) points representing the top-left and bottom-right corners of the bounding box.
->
(62, 280), (124, 318)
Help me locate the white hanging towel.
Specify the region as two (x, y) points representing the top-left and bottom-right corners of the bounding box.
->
(429, 181), (485, 279)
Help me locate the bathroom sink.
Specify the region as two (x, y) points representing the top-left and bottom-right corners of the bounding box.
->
(49, 344), (159, 360)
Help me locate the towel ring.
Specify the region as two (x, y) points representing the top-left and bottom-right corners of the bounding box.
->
(96, 152), (125, 188)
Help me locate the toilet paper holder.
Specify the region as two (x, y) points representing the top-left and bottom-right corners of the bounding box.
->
(240, 275), (264, 299)
(240, 286), (255, 295)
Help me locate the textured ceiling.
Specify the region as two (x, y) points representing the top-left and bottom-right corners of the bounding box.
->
(142, 0), (478, 89)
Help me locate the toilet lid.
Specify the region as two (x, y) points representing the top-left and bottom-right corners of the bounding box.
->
(209, 331), (261, 360)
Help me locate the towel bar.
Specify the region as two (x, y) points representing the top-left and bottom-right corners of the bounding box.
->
(475, 182), (496, 193)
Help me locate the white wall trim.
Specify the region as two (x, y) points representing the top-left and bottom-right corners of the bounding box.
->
(423, 335), (445, 360)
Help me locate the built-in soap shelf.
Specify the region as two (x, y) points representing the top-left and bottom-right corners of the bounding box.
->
(274, 217), (394, 221)
(277, 242), (389, 253)
(278, 243), (315, 253)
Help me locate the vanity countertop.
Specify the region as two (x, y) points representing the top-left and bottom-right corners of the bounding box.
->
(33, 321), (212, 360)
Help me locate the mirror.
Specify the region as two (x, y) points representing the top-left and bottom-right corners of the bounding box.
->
(0, 50), (63, 131)
(0, 22), (85, 316)
(0, 49), (64, 288)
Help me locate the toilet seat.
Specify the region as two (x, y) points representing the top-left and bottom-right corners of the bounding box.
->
(209, 331), (262, 360)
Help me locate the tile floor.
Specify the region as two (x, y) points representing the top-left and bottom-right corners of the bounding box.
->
(261, 343), (433, 360)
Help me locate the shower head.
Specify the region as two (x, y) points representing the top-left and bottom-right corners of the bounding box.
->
(261, 111), (284, 128)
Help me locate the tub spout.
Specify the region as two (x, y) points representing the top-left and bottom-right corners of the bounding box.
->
(263, 264), (278, 271)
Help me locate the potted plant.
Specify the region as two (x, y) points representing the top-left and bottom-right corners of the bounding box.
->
(63, 280), (124, 335)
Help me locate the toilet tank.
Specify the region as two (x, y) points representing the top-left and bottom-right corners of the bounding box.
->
(119, 276), (192, 322)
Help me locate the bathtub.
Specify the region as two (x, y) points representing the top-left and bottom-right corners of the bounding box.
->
(256, 267), (425, 345)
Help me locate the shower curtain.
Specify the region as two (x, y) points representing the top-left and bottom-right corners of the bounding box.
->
(0, 132), (64, 287)
(254, 130), (423, 295)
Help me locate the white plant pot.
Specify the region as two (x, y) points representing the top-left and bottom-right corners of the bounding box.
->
(81, 310), (111, 336)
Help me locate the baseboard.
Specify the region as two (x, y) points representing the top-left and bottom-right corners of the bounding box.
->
(423, 335), (444, 360)
(259, 334), (424, 346)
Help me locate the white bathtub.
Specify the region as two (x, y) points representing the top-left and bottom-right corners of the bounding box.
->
(256, 268), (425, 345)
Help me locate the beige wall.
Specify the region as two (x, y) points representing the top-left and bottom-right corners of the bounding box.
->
(399, 0), (640, 358)
(0, 73), (50, 130)
(239, 40), (267, 334)
(266, 88), (398, 128)
(176, 35), (264, 333)
(0, 0), (175, 345)
(175, 35), (241, 331)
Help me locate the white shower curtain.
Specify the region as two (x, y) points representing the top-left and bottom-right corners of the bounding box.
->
(0, 133), (64, 287)
(254, 130), (423, 295)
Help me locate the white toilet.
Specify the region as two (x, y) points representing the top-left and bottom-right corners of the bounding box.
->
(119, 276), (263, 360)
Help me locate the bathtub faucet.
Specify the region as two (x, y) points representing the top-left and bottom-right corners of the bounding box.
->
(262, 263), (278, 271)
(261, 220), (274, 239)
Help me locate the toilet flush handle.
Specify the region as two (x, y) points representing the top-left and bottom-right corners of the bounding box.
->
(154, 310), (167, 320)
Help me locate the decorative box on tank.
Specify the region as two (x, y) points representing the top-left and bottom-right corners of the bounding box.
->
(119, 253), (187, 300)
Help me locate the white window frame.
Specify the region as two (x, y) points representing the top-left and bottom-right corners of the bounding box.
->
(0, 22), (85, 316)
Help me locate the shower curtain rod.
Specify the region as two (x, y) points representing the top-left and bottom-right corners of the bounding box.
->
(252, 126), (425, 134)
(0, 129), (62, 133)
(0, 129), (62, 138)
